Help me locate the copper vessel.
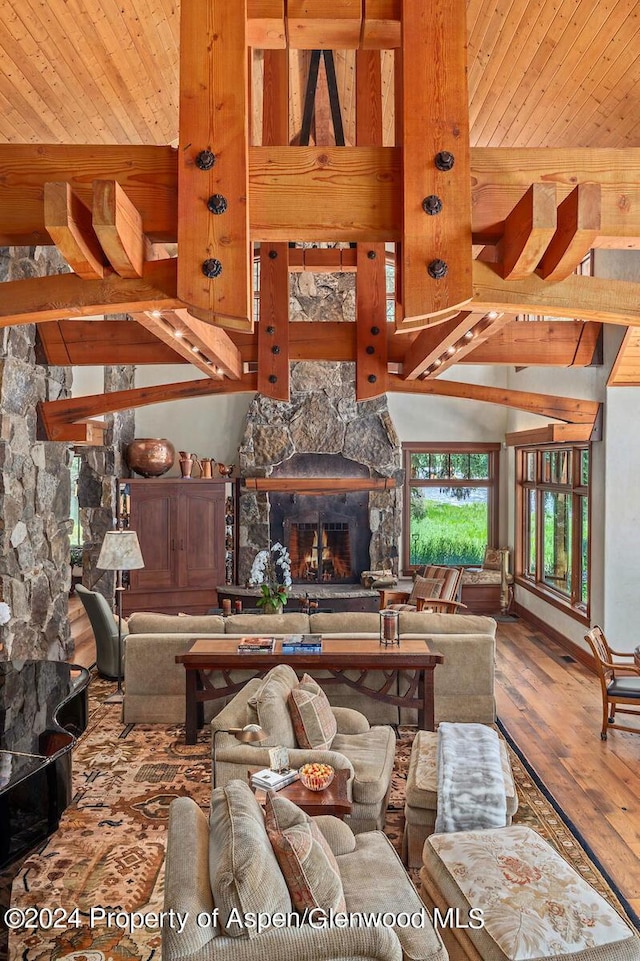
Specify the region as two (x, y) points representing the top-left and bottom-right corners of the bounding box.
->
(125, 438), (175, 477)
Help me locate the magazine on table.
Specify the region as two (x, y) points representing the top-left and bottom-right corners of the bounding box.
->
(250, 767), (299, 790)
(281, 633), (323, 654)
(236, 636), (276, 653)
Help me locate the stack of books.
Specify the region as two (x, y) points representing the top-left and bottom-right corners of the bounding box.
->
(250, 768), (299, 791)
(281, 633), (323, 654)
(236, 636), (276, 654)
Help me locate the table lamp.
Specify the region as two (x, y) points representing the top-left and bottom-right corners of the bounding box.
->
(97, 529), (145, 704)
(212, 724), (267, 789)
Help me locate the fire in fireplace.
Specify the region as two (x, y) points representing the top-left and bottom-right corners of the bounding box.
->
(288, 519), (353, 582)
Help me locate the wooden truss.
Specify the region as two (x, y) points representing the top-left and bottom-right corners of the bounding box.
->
(1, 0), (639, 440)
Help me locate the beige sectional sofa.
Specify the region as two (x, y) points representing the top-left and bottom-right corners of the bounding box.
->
(123, 609), (497, 727)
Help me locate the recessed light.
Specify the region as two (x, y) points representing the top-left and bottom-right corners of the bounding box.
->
(173, 329), (184, 339)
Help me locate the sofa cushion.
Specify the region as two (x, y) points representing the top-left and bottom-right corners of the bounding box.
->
(127, 612), (225, 634)
(247, 664), (299, 748)
(288, 673), (337, 750)
(224, 613), (310, 635)
(310, 612), (381, 634)
(398, 611), (497, 637)
(409, 575), (445, 604)
(209, 780), (291, 938)
(332, 726), (396, 805)
(265, 793), (346, 914)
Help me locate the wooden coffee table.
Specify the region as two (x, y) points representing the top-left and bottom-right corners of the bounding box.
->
(176, 636), (444, 743)
(250, 767), (351, 818)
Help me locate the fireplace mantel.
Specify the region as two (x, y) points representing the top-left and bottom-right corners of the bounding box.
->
(243, 477), (396, 494)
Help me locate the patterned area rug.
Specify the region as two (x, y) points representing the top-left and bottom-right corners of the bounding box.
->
(2, 675), (635, 960)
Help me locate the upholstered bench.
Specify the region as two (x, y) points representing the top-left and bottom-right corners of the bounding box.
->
(420, 825), (640, 961)
(403, 729), (518, 868)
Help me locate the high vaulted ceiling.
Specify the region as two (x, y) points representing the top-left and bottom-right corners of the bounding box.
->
(2, 0), (640, 149)
(1, 0), (640, 446)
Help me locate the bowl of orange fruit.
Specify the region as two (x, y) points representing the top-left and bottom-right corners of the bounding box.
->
(299, 762), (335, 791)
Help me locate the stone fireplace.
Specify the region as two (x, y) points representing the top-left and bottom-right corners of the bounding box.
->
(237, 361), (402, 586)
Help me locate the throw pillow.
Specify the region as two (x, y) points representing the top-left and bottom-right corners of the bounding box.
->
(209, 780), (292, 938)
(247, 663), (299, 748)
(409, 575), (445, 604)
(288, 674), (337, 750)
(483, 547), (504, 571)
(265, 793), (346, 914)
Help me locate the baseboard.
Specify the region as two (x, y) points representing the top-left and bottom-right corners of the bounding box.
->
(512, 601), (596, 674)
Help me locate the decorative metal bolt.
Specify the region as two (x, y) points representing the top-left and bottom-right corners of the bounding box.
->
(427, 259), (448, 280)
(266, 325), (275, 335)
(422, 195), (443, 215)
(272, 345), (280, 355)
(366, 345), (375, 355)
(202, 258), (223, 278)
(268, 374), (278, 384)
(367, 250), (377, 259)
(368, 374), (377, 384)
(195, 149), (216, 170)
(207, 194), (227, 215)
(435, 151), (455, 171)
(268, 249), (278, 259)
(370, 326), (380, 336)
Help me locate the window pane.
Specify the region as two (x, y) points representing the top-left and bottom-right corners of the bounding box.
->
(525, 452), (536, 482)
(410, 454), (431, 479)
(550, 450), (571, 485)
(581, 449), (589, 486)
(450, 453), (471, 478)
(469, 453), (490, 479)
(69, 455), (82, 548)
(581, 496), (589, 605)
(409, 487), (488, 566)
(543, 492), (572, 595)
(527, 490), (536, 576)
(542, 451), (551, 483)
(431, 453), (450, 478)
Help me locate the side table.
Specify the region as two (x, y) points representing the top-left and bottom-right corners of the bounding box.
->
(249, 767), (352, 819)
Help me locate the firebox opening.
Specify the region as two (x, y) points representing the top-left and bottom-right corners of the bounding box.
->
(288, 519), (353, 583)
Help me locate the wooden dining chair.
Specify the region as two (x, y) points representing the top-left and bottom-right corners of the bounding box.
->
(584, 626), (640, 740)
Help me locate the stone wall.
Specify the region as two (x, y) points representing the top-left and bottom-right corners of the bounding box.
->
(237, 361), (402, 584)
(0, 246), (73, 660)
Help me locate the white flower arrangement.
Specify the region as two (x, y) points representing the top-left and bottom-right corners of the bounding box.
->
(249, 541), (292, 609)
(0, 602), (11, 626)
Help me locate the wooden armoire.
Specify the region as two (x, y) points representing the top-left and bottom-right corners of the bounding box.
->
(119, 478), (226, 615)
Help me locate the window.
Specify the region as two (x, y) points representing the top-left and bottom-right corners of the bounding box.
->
(517, 444), (589, 615)
(69, 454), (83, 548)
(403, 443), (500, 571)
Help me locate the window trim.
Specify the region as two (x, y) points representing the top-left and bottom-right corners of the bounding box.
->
(515, 442), (590, 623)
(402, 442), (500, 575)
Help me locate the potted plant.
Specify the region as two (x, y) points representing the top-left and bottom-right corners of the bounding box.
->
(249, 542), (292, 614)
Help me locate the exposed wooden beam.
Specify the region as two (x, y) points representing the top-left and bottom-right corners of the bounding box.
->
(244, 477), (396, 492)
(399, 0), (472, 326)
(287, 247), (358, 272)
(43, 182), (106, 280)
(537, 184), (601, 282)
(385, 374), (599, 423)
(0, 145), (177, 246)
(361, 0), (401, 48)
(499, 183), (557, 280)
(92, 180), (145, 278)
(0, 260), (180, 328)
(258, 243), (290, 399)
(246, 0), (401, 48)
(572, 322), (602, 367)
(472, 260), (640, 327)
(419, 312), (510, 380)
(403, 312), (477, 380)
(607, 328), (640, 386)
(250, 146), (401, 242)
(38, 320), (183, 366)
(39, 419), (107, 446)
(461, 319), (601, 368)
(178, 0), (251, 328)
(504, 424), (595, 447)
(355, 50), (387, 400)
(246, 0), (286, 48)
(5, 147), (640, 251)
(287, 0), (362, 48)
(133, 309), (242, 380)
(39, 375), (258, 440)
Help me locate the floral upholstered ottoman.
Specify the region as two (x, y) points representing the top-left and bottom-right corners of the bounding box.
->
(420, 825), (640, 961)
(403, 730), (518, 868)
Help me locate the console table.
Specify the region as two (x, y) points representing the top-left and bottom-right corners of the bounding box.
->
(0, 660), (89, 868)
(176, 637), (444, 744)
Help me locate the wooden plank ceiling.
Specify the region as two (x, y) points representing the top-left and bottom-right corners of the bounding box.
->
(1, 0), (640, 441)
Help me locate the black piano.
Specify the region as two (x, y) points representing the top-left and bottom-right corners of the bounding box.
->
(0, 660), (89, 869)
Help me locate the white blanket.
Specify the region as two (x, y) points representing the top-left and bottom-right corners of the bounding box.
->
(434, 722), (507, 833)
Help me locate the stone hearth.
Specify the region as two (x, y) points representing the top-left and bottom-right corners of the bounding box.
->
(237, 361), (402, 585)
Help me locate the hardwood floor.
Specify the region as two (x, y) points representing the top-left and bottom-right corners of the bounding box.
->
(495, 616), (640, 917)
(66, 600), (640, 915)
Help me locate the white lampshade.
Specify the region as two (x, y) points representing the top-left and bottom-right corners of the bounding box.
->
(97, 530), (145, 571)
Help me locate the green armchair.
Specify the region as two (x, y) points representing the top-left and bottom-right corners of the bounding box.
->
(75, 584), (127, 679)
